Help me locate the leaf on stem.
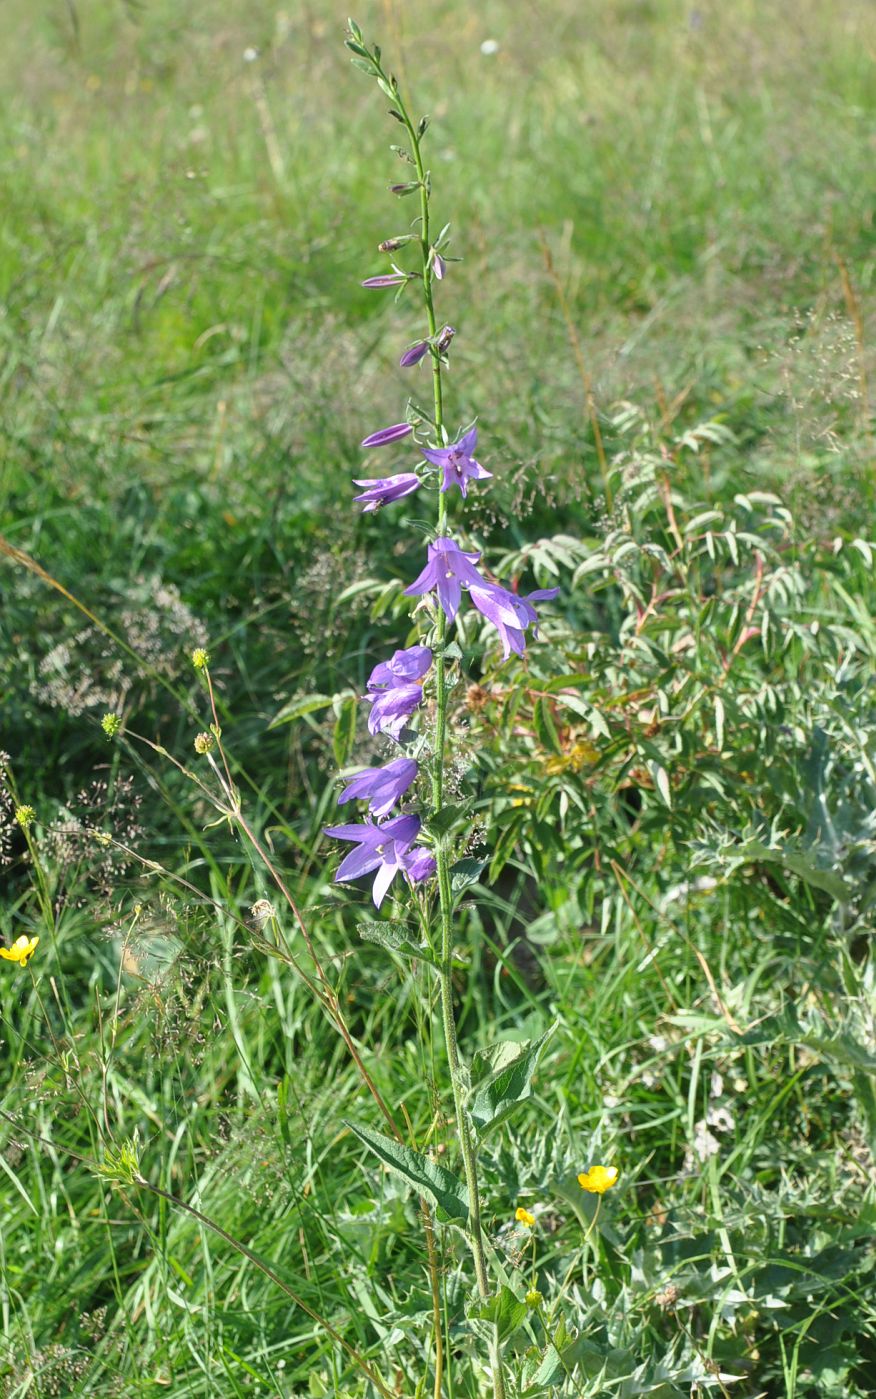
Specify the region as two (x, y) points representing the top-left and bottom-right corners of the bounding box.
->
(467, 1024), (557, 1136)
(345, 1121), (468, 1224)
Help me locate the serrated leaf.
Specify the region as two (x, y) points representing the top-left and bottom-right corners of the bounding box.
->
(345, 1121), (468, 1223)
(468, 1025), (557, 1136)
(356, 920), (436, 965)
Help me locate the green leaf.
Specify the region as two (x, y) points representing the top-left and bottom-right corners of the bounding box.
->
(468, 1025), (557, 1136)
(533, 697), (562, 755)
(344, 1121), (468, 1224)
(269, 692), (335, 729)
(427, 803), (471, 838)
(468, 1285), (528, 1342)
(356, 920), (436, 966)
(450, 858), (486, 898)
(332, 693), (359, 768)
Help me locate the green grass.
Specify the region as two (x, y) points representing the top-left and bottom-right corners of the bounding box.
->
(2, 1), (876, 1395)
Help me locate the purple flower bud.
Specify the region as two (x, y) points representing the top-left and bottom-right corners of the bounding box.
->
(400, 341), (430, 368)
(403, 847), (437, 884)
(378, 238), (409, 252)
(390, 182), (420, 195)
(436, 324), (456, 354)
(361, 422), (414, 449)
(361, 274), (407, 289)
(352, 473), (421, 512)
(431, 251), (446, 280)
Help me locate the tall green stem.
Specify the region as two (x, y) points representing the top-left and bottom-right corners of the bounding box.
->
(391, 85), (506, 1399)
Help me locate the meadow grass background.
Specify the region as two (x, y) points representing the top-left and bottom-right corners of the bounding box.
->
(2, 0), (876, 1395)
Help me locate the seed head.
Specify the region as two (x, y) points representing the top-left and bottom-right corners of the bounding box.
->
(14, 805), (35, 830)
(101, 713), (122, 739)
(194, 731), (214, 755)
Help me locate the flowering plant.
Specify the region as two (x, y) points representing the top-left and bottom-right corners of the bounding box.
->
(315, 23), (567, 1397)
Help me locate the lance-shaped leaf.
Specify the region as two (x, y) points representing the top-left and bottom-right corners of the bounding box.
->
(357, 920), (437, 966)
(345, 1121), (468, 1224)
(467, 1023), (557, 1137)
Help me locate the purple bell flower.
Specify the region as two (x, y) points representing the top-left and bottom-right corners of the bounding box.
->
(368, 645), (433, 690)
(469, 584), (560, 660)
(353, 473), (421, 512)
(361, 422), (414, 449)
(405, 539), (558, 657)
(404, 537), (487, 622)
(403, 847), (437, 883)
(365, 644), (433, 739)
(400, 340), (430, 368)
(323, 813), (423, 907)
(338, 757), (418, 819)
(420, 426), (492, 498)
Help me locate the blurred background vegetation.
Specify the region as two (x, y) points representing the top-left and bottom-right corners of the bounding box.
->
(1, 1), (875, 1395)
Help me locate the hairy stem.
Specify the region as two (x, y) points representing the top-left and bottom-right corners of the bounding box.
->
(389, 75), (505, 1399)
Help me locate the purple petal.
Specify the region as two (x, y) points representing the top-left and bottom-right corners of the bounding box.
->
(469, 584), (524, 630)
(368, 645), (433, 689)
(403, 560), (441, 599)
(366, 684), (424, 738)
(361, 423), (414, 449)
(435, 571), (462, 622)
(526, 588), (560, 603)
(432, 252), (446, 280)
(371, 858), (399, 908)
(400, 341), (430, 367)
(335, 844), (385, 883)
(324, 821), (380, 843)
(420, 444), (452, 468)
(459, 425), (478, 456)
(380, 813), (421, 849)
(361, 274), (407, 288)
(403, 847), (437, 884)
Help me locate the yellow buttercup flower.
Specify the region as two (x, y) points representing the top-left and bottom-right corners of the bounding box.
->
(515, 1206), (536, 1228)
(0, 935), (39, 968)
(577, 1165), (619, 1195)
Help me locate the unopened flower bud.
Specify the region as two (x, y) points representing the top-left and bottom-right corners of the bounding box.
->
(194, 731), (214, 755)
(399, 340), (429, 368)
(431, 250), (446, 280)
(525, 1288), (543, 1308)
(101, 713), (122, 738)
(378, 236), (413, 252)
(436, 324), (456, 354)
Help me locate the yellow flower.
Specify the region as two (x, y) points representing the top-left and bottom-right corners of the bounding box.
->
(577, 1164), (619, 1195)
(0, 935), (39, 968)
(515, 1206), (536, 1228)
(14, 805), (35, 830)
(525, 1288), (543, 1308)
(191, 647), (210, 670)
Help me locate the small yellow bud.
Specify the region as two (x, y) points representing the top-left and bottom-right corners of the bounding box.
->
(191, 647), (210, 670)
(577, 1165), (619, 1195)
(101, 713), (122, 738)
(194, 731), (214, 755)
(515, 1206), (536, 1228)
(14, 805), (35, 830)
(525, 1288), (543, 1308)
